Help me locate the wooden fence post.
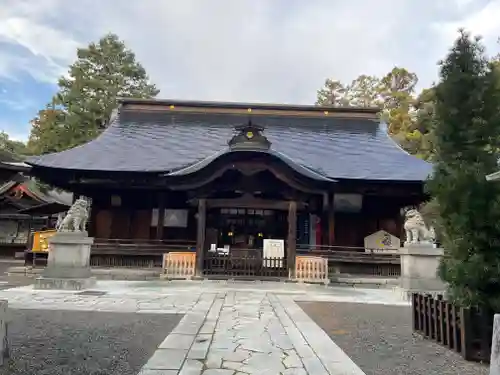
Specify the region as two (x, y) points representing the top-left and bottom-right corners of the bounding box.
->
(460, 307), (471, 361)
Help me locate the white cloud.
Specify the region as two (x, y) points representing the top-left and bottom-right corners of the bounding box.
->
(0, 119), (29, 141)
(433, 1), (500, 57)
(0, 0), (500, 104)
(0, 0), (80, 82)
(0, 18), (78, 61)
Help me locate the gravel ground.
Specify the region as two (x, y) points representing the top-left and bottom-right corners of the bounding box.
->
(298, 301), (489, 375)
(3, 309), (182, 375)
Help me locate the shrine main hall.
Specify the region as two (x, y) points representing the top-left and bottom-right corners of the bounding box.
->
(25, 98), (432, 276)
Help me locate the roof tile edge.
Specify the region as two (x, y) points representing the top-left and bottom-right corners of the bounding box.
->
(117, 98), (379, 120)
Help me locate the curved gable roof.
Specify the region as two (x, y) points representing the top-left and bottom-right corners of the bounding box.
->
(27, 101), (432, 182)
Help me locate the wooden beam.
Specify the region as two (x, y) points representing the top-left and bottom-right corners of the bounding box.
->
(202, 194), (307, 210)
(186, 174), (300, 199)
(321, 192), (329, 246)
(168, 161), (326, 194)
(155, 193), (165, 240)
(124, 103), (378, 120)
(89, 208), (97, 237)
(195, 198), (207, 277)
(328, 193), (335, 246)
(287, 201), (297, 278)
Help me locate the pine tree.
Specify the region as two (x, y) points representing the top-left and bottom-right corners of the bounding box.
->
(428, 30), (500, 310)
(28, 33), (159, 154)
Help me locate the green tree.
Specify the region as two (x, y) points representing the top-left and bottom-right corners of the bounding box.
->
(378, 67), (418, 135)
(28, 33), (159, 154)
(27, 104), (67, 155)
(427, 30), (500, 310)
(395, 87), (437, 159)
(0, 132), (28, 158)
(316, 68), (432, 158)
(344, 75), (382, 107)
(316, 79), (349, 106)
(316, 75), (382, 108)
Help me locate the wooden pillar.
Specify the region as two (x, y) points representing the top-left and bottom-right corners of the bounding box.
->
(89, 208), (97, 237)
(321, 192), (329, 247)
(328, 193), (335, 246)
(195, 198), (206, 277)
(156, 193), (165, 240)
(287, 201), (297, 278)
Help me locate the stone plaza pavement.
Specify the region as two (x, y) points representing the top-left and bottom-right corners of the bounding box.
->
(0, 280), (409, 375)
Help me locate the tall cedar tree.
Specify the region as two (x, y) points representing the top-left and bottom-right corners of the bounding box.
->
(428, 30), (500, 310)
(315, 68), (434, 159)
(28, 33), (159, 154)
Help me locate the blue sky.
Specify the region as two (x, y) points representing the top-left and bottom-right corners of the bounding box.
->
(1, 0), (500, 142)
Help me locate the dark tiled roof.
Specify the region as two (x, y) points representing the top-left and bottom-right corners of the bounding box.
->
(27, 108), (432, 182)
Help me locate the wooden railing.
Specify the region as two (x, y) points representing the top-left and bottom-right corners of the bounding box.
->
(23, 237), (403, 278)
(90, 238), (196, 268)
(163, 252), (196, 279)
(203, 253), (287, 279)
(412, 293), (493, 363)
(297, 245), (401, 277)
(0, 237), (28, 245)
(295, 256), (329, 284)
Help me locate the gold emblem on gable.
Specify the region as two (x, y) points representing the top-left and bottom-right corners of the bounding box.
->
(246, 131), (254, 139)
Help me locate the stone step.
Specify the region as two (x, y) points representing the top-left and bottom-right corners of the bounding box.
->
(329, 275), (400, 288)
(7, 266), (161, 281)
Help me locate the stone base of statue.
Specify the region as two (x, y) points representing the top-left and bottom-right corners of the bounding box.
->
(35, 232), (96, 290)
(0, 300), (8, 366)
(490, 314), (500, 374)
(398, 243), (446, 300)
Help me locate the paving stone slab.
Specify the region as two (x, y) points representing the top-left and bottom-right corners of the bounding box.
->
(202, 369), (235, 375)
(159, 333), (196, 350)
(144, 349), (188, 370)
(283, 349), (303, 369)
(222, 360), (243, 371)
(179, 359), (203, 375)
(0, 282), (382, 375)
(282, 368), (308, 375)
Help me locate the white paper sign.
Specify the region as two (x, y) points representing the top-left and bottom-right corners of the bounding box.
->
(164, 209), (188, 227)
(151, 209), (188, 227)
(263, 239), (285, 267)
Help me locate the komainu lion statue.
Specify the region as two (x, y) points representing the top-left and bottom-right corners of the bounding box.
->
(403, 208), (435, 245)
(56, 198), (90, 233)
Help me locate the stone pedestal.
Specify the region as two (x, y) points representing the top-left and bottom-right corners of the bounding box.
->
(0, 300), (8, 366)
(399, 244), (446, 298)
(35, 232), (96, 290)
(490, 314), (500, 375)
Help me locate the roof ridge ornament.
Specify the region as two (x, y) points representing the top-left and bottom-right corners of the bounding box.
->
(228, 120), (271, 151)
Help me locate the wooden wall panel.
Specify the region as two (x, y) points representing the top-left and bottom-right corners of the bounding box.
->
(95, 209), (112, 239)
(379, 218), (398, 237)
(334, 213), (365, 247)
(365, 218), (378, 238)
(110, 209), (132, 239)
(131, 210), (151, 239)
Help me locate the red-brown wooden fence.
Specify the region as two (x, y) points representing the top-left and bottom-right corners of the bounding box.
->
(412, 293), (493, 363)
